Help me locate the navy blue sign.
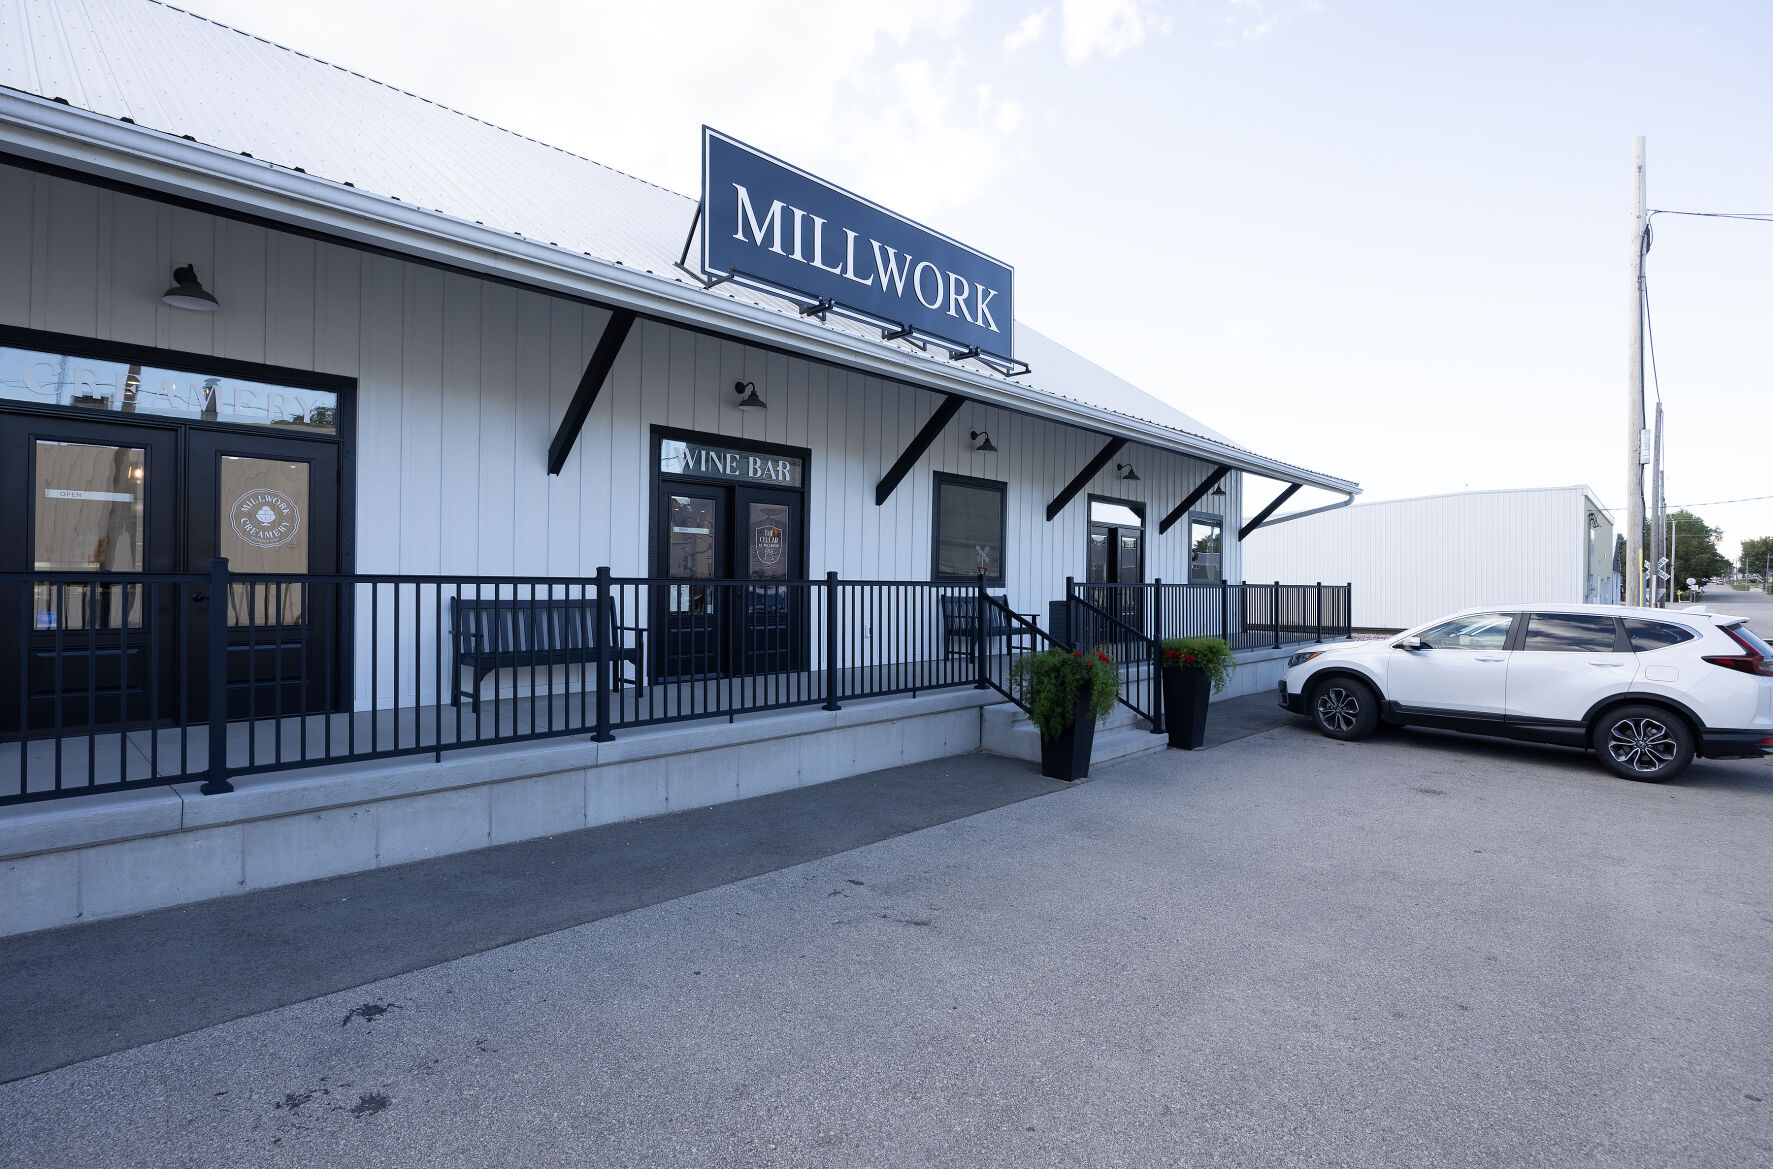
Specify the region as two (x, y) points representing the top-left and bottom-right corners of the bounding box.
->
(702, 128), (1015, 360)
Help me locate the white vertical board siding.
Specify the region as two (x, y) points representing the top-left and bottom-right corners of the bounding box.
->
(1243, 486), (1605, 630)
(2, 163), (1253, 697)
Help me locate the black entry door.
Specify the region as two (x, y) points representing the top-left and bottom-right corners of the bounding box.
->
(655, 483), (807, 680)
(734, 486), (803, 675)
(184, 430), (341, 721)
(1085, 511), (1146, 647)
(0, 415), (180, 733)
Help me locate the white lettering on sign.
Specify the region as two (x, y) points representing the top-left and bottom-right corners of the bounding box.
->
(730, 181), (1003, 334)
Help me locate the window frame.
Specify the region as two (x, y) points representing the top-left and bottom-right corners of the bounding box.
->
(1187, 511), (1225, 584)
(930, 471), (1008, 586)
(1519, 612), (1630, 654)
(1086, 493), (1145, 585)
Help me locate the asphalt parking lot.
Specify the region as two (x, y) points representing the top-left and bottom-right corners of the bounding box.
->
(4, 699), (1769, 1169)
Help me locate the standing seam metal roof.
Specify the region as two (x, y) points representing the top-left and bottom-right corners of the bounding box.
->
(0, 0), (1346, 486)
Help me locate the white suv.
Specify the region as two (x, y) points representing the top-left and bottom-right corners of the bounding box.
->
(1278, 604), (1773, 781)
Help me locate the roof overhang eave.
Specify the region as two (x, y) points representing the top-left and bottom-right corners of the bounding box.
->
(0, 90), (1359, 497)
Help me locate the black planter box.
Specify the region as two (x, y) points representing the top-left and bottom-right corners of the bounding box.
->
(1038, 693), (1097, 781)
(1160, 666), (1212, 750)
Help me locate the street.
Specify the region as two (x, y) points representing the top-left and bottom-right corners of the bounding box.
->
(4, 684), (1771, 1167)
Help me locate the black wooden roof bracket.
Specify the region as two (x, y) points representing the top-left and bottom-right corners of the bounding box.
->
(874, 394), (966, 506)
(1045, 436), (1127, 521)
(1158, 464), (1233, 535)
(1238, 482), (1303, 540)
(546, 308), (637, 476)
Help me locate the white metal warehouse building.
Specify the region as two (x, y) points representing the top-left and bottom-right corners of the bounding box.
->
(1243, 486), (1618, 632)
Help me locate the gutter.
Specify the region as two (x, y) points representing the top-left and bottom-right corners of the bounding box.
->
(0, 89), (1359, 496)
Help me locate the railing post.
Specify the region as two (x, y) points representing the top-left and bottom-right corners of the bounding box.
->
(1316, 580), (1323, 644)
(1064, 575), (1076, 649)
(1220, 578), (1228, 641)
(974, 569), (990, 689)
(1148, 578), (1165, 735)
(1345, 582), (1353, 639)
(823, 571), (842, 710)
(593, 566), (614, 742)
(1273, 581), (1281, 649)
(199, 557), (233, 795)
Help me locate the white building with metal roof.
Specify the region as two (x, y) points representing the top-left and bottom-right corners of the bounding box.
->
(0, 0), (1358, 929)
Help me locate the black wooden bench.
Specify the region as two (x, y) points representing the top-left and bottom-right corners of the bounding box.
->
(940, 594), (1037, 659)
(449, 595), (644, 713)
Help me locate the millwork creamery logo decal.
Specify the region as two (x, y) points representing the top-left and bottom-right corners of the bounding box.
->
(753, 523), (784, 567)
(231, 489), (302, 549)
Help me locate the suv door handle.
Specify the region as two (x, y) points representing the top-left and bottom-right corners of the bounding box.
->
(1475, 656), (1505, 662)
(1588, 661), (1623, 668)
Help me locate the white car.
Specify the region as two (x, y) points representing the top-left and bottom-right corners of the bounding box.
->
(1279, 604), (1773, 781)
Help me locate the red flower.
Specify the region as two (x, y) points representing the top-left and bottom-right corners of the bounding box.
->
(1184, 654), (1196, 664)
(1098, 653), (1111, 664)
(1073, 652), (1083, 658)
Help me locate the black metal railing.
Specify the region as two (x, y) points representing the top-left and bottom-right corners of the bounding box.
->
(2, 564), (1033, 804)
(2, 567), (1352, 805)
(1062, 587), (1164, 734)
(1066, 580), (1352, 651)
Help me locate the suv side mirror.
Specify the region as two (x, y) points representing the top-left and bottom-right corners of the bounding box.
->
(1397, 635), (1423, 650)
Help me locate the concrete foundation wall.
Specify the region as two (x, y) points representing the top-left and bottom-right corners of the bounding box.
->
(0, 691), (990, 937)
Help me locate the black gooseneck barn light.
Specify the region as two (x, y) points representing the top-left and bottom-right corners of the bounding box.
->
(1117, 462), (1139, 482)
(970, 429), (997, 453)
(162, 264), (220, 311)
(1210, 481), (1226, 499)
(733, 380), (767, 411)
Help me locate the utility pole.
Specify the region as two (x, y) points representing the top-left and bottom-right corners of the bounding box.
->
(1625, 136), (1648, 607)
(1650, 403), (1665, 605)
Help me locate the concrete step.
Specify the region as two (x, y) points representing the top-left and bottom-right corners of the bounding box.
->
(980, 700), (1168, 768)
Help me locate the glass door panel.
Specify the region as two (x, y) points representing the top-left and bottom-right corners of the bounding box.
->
(33, 440), (147, 630)
(1, 417), (178, 734)
(219, 455), (310, 626)
(660, 491), (726, 679)
(740, 496), (795, 674)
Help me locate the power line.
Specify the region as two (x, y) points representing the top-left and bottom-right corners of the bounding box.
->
(1665, 493), (1773, 509)
(1649, 209), (1773, 223)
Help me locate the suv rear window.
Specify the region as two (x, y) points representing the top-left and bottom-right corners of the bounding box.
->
(1622, 618), (1698, 652)
(1523, 613), (1622, 653)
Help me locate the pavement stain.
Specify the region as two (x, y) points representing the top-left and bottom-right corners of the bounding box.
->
(348, 1092), (392, 1118)
(341, 1001), (403, 1027)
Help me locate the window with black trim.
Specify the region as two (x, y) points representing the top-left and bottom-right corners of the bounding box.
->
(932, 472), (1006, 584)
(1188, 515), (1223, 582)
(1523, 613), (1622, 653)
(1622, 619), (1697, 652)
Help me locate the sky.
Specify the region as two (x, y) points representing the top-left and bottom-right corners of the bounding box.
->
(180, 0), (1773, 559)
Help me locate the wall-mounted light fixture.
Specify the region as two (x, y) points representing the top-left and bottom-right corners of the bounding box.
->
(1210, 482), (1226, 499)
(733, 380), (767, 411)
(162, 264), (220, 311)
(1117, 462), (1139, 482)
(970, 429), (997, 453)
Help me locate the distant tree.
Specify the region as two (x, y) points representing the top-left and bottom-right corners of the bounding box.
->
(1644, 510), (1731, 583)
(1740, 535), (1773, 578)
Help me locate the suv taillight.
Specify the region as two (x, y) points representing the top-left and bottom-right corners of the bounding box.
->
(1703, 626), (1773, 677)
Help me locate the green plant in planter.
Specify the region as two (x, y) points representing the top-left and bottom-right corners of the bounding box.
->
(1159, 636), (1236, 694)
(1010, 647), (1120, 741)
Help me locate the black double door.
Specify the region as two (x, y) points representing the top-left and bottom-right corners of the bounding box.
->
(0, 411), (340, 734)
(657, 483), (805, 681)
(1084, 515), (1146, 646)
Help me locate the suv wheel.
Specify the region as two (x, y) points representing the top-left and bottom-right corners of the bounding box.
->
(1310, 677), (1379, 741)
(1592, 704), (1694, 782)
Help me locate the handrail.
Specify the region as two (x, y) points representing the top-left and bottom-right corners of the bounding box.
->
(977, 595), (1060, 716)
(1062, 586), (1160, 729)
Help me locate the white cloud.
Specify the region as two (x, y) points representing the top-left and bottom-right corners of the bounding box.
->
(1059, 0), (1169, 65)
(1003, 8), (1051, 54)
